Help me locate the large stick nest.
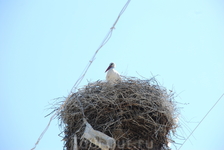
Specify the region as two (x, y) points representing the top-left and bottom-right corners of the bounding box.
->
(57, 77), (178, 150)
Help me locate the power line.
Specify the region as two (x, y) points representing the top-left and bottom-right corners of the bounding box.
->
(178, 93), (224, 150)
(30, 1), (131, 150)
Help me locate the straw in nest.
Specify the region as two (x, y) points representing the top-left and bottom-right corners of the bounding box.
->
(57, 77), (178, 150)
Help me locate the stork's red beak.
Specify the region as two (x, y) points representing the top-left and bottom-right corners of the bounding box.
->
(105, 65), (112, 73)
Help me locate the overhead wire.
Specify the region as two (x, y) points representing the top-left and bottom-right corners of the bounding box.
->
(30, 1), (131, 150)
(178, 93), (224, 150)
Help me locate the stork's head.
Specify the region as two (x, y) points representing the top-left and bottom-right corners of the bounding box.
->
(105, 62), (115, 72)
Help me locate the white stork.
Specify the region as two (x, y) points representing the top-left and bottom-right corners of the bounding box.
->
(105, 62), (121, 84)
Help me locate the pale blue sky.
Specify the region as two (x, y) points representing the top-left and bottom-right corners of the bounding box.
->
(0, 0), (224, 150)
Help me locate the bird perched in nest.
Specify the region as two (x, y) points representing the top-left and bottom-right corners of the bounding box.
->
(105, 62), (121, 84)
